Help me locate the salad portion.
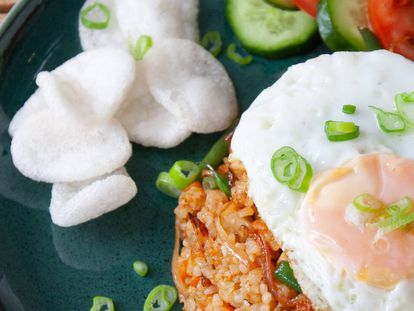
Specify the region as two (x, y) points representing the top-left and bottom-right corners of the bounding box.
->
(226, 0), (414, 60)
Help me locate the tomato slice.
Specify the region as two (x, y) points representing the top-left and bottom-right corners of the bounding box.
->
(293, 0), (319, 17)
(368, 0), (414, 60)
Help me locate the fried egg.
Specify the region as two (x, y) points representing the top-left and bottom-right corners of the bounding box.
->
(231, 50), (414, 310)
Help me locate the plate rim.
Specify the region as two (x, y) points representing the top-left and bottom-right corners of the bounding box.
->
(0, 0), (42, 56)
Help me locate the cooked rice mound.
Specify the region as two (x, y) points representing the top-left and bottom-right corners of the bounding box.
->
(173, 159), (313, 311)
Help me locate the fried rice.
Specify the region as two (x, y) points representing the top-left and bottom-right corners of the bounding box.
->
(172, 158), (313, 311)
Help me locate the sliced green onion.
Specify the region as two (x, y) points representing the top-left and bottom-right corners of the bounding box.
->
(369, 106), (406, 133)
(287, 156), (313, 193)
(80, 2), (111, 30)
(200, 119), (239, 169)
(376, 212), (414, 240)
(342, 104), (356, 114)
(200, 119), (239, 168)
(270, 146), (313, 193)
(169, 160), (200, 190)
(200, 136), (229, 169)
(155, 172), (181, 198)
(226, 43), (253, 65)
(143, 285), (177, 311)
(202, 176), (218, 190)
(353, 193), (384, 213)
(203, 164), (231, 197)
(274, 261), (302, 293)
(129, 35), (153, 61)
(133, 260), (148, 277)
(201, 31), (223, 57)
(324, 121), (360, 141)
(386, 197), (412, 217)
(90, 296), (114, 311)
(395, 91), (414, 125)
(271, 147), (299, 184)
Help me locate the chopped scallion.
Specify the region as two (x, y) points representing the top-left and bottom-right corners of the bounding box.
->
(274, 261), (302, 293)
(90, 296), (114, 311)
(270, 146), (312, 193)
(395, 91), (414, 125)
(202, 176), (218, 190)
(133, 260), (148, 277)
(287, 156), (313, 193)
(353, 193), (384, 213)
(200, 119), (238, 169)
(129, 35), (153, 61)
(143, 285), (177, 311)
(369, 106), (406, 133)
(201, 31), (223, 57)
(203, 164), (231, 197)
(342, 104), (356, 114)
(386, 197), (412, 217)
(271, 147), (299, 184)
(155, 172), (182, 199)
(169, 160), (200, 190)
(376, 212), (414, 241)
(324, 121), (360, 141)
(80, 2), (111, 30)
(226, 43), (253, 65)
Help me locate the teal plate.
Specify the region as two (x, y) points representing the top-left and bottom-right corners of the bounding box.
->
(0, 1), (328, 310)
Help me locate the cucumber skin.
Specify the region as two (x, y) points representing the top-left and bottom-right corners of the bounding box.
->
(226, 0), (319, 59)
(264, 0), (298, 11)
(316, 0), (357, 51)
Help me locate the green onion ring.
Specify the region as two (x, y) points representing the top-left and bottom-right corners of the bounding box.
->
(203, 164), (231, 197)
(324, 121), (360, 141)
(129, 35), (153, 61)
(271, 147), (300, 184)
(143, 285), (177, 311)
(287, 156), (313, 193)
(133, 260), (148, 277)
(369, 106), (406, 133)
(169, 160), (200, 190)
(395, 91), (414, 126)
(155, 172), (182, 199)
(270, 146), (313, 193)
(80, 2), (111, 30)
(200, 119), (239, 169)
(342, 104), (356, 114)
(202, 176), (218, 190)
(274, 261), (302, 293)
(201, 31), (223, 57)
(386, 197), (412, 217)
(376, 212), (414, 241)
(353, 193), (384, 213)
(226, 43), (253, 65)
(89, 296), (114, 311)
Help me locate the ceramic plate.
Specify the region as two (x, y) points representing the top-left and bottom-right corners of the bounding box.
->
(0, 0), (327, 309)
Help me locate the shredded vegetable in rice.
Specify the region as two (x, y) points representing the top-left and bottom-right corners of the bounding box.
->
(172, 159), (313, 310)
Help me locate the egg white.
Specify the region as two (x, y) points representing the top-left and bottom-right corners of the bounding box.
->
(231, 50), (414, 310)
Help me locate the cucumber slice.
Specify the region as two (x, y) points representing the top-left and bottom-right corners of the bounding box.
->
(226, 0), (318, 58)
(317, 0), (376, 51)
(265, 0), (298, 10)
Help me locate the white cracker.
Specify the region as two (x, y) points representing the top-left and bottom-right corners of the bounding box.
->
(11, 110), (132, 183)
(144, 38), (238, 133)
(116, 63), (191, 148)
(8, 90), (46, 137)
(115, 0), (199, 44)
(78, 0), (126, 51)
(39, 47), (135, 120)
(50, 167), (137, 227)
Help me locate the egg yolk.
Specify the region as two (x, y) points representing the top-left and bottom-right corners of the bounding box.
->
(303, 153), (414, 289)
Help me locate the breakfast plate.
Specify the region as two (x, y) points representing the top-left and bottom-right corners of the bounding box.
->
(0, 0), (328, 309)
